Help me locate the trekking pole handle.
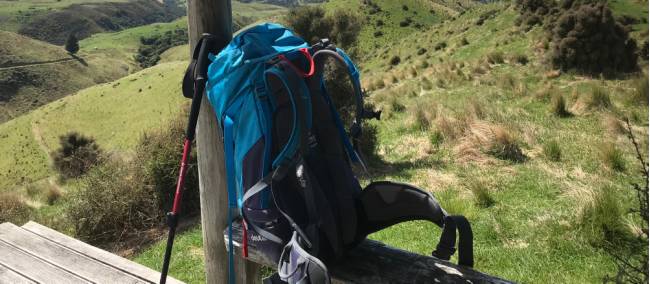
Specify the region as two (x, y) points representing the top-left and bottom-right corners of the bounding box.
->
(186, 34), (216, 141)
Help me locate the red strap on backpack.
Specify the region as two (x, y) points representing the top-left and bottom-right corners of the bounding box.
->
(278, 48), (315, 78)
(242, 220), (249, 258)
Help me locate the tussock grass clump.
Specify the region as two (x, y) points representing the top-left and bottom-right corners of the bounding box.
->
(46, 187), (62, 205)
(543, 139), (562, 162)
(468, 179), (495, 208)
(580, 186), (629, 246)
(459, 37), (469, 46)
(550, 93), (571, 117)
(0, 193), (31, 224)
(434, 41), (447, 51)
(429, 131), (444, 149)
(600, 142), (626, 172)
(464, 99), (486, 121)
(511, 53), (529, 65)
(631, 75), (648, 105)
(573, 86), (612, 112)
(486, 51), (505, 64)
(489, 127), (526, 163)
(535, 83), (557, 101)
(421, 77), (433, 90)
(498, 73), (517, 91)
(388, 96), (406, 113)
(602, 114), (625, 136)
(411, 102), (438, 131)
(455, 122), (526, 163)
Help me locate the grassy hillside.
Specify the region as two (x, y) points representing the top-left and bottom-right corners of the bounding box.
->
(133, 1), (649, 283)
(1, 1), (287, 122)
(0, 61), (187, 190)
(0, 31), (133, 122)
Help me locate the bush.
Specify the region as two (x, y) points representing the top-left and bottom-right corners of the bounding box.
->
(550, 93), (571, 117)
(543, 139), (562, 162)
(68, 159), (161, 245)
(399, 18), (412, 27)
(549, 3), (638, 75)
(135, 29), (188, 68)
(285, 6), (361, 48)
(600, 142), (626, 172)
(53, 132), (102, 179)
(0, 193), (31, 224)
(65, 33), (79, 54)
(136, 115), (201, 217)
(356, 123), (381, 168)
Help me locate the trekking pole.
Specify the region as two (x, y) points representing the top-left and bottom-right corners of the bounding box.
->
(160, 35), (215, 284)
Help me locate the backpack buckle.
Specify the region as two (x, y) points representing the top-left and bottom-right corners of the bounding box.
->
(254, 82), (267, 99)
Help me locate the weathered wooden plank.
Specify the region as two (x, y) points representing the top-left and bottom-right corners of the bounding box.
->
(0, 223), (148, 283)
(20, 221), (184, 284)
(0, 263), (36, 284)
(0, 241), (88, 284)
(224, 220), (513, 284)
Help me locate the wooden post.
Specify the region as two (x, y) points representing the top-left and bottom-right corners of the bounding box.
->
(187, 0), (261, 283)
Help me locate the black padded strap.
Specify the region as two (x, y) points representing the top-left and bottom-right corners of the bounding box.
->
(432, 215), (474, 267)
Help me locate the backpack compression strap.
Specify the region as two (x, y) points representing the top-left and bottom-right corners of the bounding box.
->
(311, 46), (366, 168)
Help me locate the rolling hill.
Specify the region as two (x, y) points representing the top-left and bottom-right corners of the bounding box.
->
(0, 0), (647, 283)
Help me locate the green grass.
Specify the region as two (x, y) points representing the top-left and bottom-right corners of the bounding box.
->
(1, 1), (647, 283)
(134, 226), (206, 283)
(0, 61), (187, 189)
(0, 0), (130, 32)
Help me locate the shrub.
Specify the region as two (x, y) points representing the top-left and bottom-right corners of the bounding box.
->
(67, 159), (161, 245)
(486, 51), (504, 64)
(549, 3), (638, 75)
(285, 6), (360, 48)
(600, 142), (626, 172)
(0, 193), (30, 224)
(543, 139), (562, 161)
(136, 115), (201, 217)
(356, 122), (381, 168)
(389, 55), (401, 66)
(468, 180), (495, 208)
(459, 37), (469, 46)
(135, 29), (187, 68)
(65, 33), (79, 54)
(53, 132), (102, 179)
(550, 93), (571, 117)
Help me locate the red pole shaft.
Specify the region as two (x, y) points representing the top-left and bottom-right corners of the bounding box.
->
(171, 138), (193, 214)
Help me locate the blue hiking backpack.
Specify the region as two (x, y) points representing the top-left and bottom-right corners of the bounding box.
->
(185, 23), (474, 284)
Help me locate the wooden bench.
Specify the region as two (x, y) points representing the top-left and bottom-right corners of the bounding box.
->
(0, 222), (183, 284)
(224, 220), (513, 284)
